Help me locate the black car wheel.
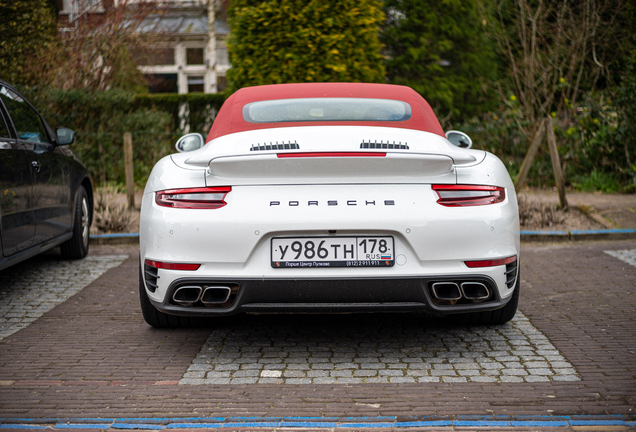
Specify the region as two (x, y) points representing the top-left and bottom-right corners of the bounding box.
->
(139, 260), (203, 328)
(453, 266), (520, 326)
(60, 186), (90, 259)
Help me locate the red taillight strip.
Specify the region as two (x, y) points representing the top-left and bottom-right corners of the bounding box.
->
(432, 184), (505, 207)
(145, 259), (201, 271)
(156, 187), (231, 209)
(465, 256), (517, 268)
(277, 152), (386, 158)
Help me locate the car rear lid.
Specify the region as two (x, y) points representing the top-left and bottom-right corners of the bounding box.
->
(175, 126), (484, 185)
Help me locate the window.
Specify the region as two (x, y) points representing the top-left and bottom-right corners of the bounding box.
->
(145, 74), (178, 93)
(188, 76), (204, 93)
(135, 48), (175, 66)
(0, 111), (10, 138)
(186, 48), (204, 65)
(217, 75), (228, 93)
(243, 98), (412, 123)
(216, 44), (229, 66)
(0, 86), (49, 143)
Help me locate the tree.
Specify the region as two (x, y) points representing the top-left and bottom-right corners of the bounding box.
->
(227, 0), (386, 91)
(490, 0), (628, 137)
(0, 0), (59, 86)
(52, 0), (157, 92)
(381, 0), (499, 125)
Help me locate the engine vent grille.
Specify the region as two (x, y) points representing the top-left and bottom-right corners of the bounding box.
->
(505, 258), (518, 289)
(360, 140), (409, 150)
(250, 141), (299, 151)
(144, 263), (159, 293)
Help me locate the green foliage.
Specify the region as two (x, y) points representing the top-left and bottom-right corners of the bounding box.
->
(17, 88), (229, 188)
(0, 0), (58, 86)
(571, 169), (622, 193)
(459, 87), (635, 192)
(135, 93), (227, 136)
(227, 0), (386, 90)
(382, 0), (498, 124)
(612, 50), (636, 190)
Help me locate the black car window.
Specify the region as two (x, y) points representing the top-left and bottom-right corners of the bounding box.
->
(0, 86), (50, 143)
(0, 110), (10, 138)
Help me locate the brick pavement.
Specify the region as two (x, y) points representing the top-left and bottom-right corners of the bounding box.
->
(0, 253), (127, 340)
(0, 241), (634, 421)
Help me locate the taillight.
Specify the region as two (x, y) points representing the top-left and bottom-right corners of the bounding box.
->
(465, 256), (517, 268)
(145, 259), (200, 271)
(155, 187), (231, 209)
(432, 185), (505, 207)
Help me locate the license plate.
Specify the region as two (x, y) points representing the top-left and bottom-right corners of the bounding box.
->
(271, 236), (394, 268)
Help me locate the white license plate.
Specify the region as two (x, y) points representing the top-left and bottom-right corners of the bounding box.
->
(271, 236), (394, 268)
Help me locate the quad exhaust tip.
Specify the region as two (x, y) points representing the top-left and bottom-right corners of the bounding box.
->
(172, 286), (203, 306)
(172, 285), (233, 306)
(201, 286), (232, 305)
(460, 282), (490, 301)
(430, 281), (491, 304)
(431, 282), (462, 301)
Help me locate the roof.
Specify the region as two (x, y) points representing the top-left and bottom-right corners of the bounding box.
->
(206, 83), (445, 142)
(135, 13), (229, 36)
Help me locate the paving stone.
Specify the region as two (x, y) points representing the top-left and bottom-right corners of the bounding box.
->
(442, 376), (467, 383)
(353, 370), (378, 377)
(418, 376), (440, 382)
(470, 376), (498, 382)
(553, 375), (580, 382)
(336, 378), (364, 384)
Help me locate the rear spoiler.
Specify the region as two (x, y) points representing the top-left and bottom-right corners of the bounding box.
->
(184, 151), (477, 182)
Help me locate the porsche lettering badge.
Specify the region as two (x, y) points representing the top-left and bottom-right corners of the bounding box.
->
(270, 200), (395, 206)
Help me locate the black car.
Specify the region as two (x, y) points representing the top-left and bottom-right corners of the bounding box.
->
(0, 80), (93, 270)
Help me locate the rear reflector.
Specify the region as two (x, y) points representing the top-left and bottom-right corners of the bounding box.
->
(145, 260), (201, 271)
(156, 187), (231, 209)
(465, 256), (517, 268)
(432, 185), (505, 206)
(277, 152), (386, 158)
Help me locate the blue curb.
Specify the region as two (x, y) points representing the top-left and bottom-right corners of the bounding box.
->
(570, 228), (636, 234)
(0, 426), (48, 430)
(521, 228), (636, 241)
(1, 416), (636, 430)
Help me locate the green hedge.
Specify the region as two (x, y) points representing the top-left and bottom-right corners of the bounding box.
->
(20, 88), (228, 188)
(227, 0), (386, 90)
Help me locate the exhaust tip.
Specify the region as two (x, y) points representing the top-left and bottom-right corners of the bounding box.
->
(431, 282), (462, 301)
(201, 286), (232, 305)
(172, 286), (202, 306)
(461, 282), (490, 302)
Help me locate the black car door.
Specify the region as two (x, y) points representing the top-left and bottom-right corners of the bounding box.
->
(0, 85), (72, 246)
(0, 95), (35, 256)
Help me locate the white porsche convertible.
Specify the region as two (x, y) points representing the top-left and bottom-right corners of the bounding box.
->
(139, 83), (520, 328)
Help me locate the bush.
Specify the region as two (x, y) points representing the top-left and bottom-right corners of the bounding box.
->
(454, 88), (635, 193)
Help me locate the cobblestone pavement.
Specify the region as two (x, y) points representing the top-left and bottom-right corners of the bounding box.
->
(182, 312), (579, 385)
(605, 248), (636, 267)
(0, 254), (128, 340)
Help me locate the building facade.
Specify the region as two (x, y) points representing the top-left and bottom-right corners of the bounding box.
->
(57, 0), (230, 94)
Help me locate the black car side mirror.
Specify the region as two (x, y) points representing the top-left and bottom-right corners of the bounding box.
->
(56, 127), (76, 145)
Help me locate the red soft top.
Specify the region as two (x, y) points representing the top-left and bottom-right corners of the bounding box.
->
(206, 82), (444, 142)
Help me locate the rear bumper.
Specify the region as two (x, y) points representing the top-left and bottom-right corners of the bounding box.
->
(149, 274), (514, 317)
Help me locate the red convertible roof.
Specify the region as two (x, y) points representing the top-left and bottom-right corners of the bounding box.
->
(206, 83), (444, 142)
